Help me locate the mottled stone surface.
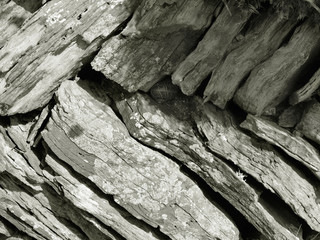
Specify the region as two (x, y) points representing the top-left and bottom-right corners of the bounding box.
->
(0, 0), (139, 115)
(172, 2), (251, 96)
(41, 79), (240, 240)
(203, 9), (297, 109)
(241, 114), (320, 179)
(115, 92), (303, 240)
(43, 154), (160, 240)
(92, 0), (220, 92)
(195, 103), (320, 232)
(1, 1), (320, 239)
(234, 19), (320, 115)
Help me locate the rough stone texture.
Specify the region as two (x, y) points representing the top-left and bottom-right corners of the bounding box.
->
(203, 9), (297, 108)
(194, 102), (320, 232)
(296, 101), (320, 145)
(92, 0), (221, 92)
(234, 19), (320, 115)
(0, 0), (139, 116)
(43, 154), (161, 240)
(171, 2), (251, 96)
(241, 114), (320, 179)
(0, 126), (89, 240)
(41, 79), (240, 240)
(0, 0), (37, 48)
(115, 91), (303, 240)
(278, 103), (306, 128)
(2, 1), (320, 239)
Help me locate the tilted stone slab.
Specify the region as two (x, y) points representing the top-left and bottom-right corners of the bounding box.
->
(234, 19), (320, 115)
(172, 2), (251, 96)
(0, 0), (139, 115)
(203, 9), (297, 109)
(241, 114), (320, 179)
(41, 79), (240, 240)
(115, 92), (304, 240)
(195, 103), (320, 232)
(92, 0), (220, 92)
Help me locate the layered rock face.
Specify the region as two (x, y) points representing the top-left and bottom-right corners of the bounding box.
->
(1, 0), (320, 239)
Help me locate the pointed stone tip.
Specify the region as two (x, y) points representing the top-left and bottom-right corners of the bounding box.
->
(203, 95), (210, 103)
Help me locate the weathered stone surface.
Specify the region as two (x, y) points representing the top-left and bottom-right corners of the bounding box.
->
(0, 127), (92, 239)
(92, 0), (220, 92)
(234, 19), (320, 115)
(43, 154), (157, 240)
(278, 103), (305, 128)
(41, 79), (240, 240)
(0, 0), (139, 116)
(2, 1), (320, 239)
(241, 114), (320, 179)
(194, 102), (320, 232)
(0, 125), (43, 190)
(203, 9), (297, 108)
(27, 105), (51, 146)
(0, 1), (35, 48)
(6, 114), (44, 175)
(290, 67), (320, 105)
(115, 91), (303, 240)
(296, 101), (320, 145)
(172, 2), (251, 96)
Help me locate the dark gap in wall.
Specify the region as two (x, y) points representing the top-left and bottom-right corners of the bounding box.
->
(77, 63), (105, 81)
(0, 115), (10, 129)
(278, 19), (305, 48)
(304, 227), (320, 240)
(292, 42), (320, 92)
(226, 101), (247, 125)
(194, 73), (211, 98)
(12, 0), (43, 13)
(272, 144), (320, 188)
(26, 97), (54, 141)
(270, 100), (294, 120)
(258, 190), (306, 239)
(76, 64), (126, 121)
(42, 144), (171, 240)
(314, 94), (320, 102)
